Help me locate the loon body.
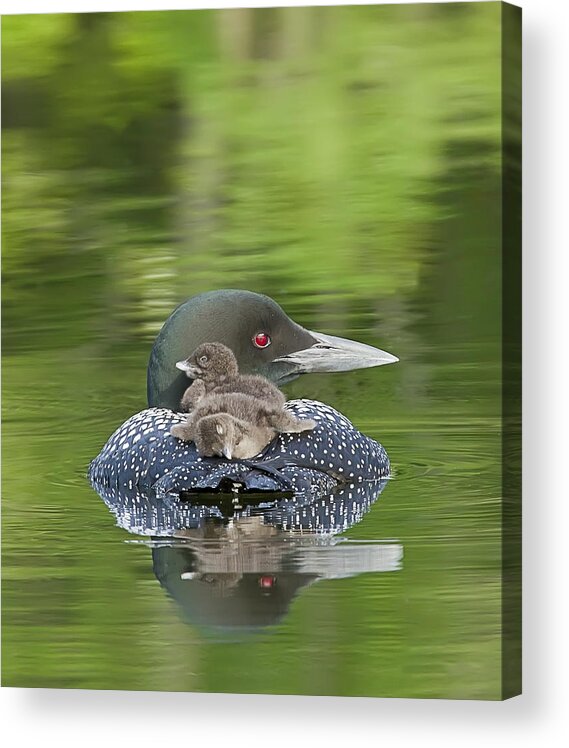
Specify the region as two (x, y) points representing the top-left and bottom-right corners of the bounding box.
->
(90, 290), (397, 498)
(89, 399), (390, 498)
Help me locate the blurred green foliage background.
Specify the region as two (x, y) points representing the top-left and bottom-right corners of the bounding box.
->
(3, 2), (502, 345)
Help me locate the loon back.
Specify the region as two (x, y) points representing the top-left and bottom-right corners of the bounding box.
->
(89, 399), (390, 498)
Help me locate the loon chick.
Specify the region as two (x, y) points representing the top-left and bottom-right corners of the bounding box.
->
(171, 391), (316, 458)
(177, 342), (285, 412)
(190, 413), (273, 460)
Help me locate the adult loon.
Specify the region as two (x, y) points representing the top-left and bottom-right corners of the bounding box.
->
(89, 289), (398, 497)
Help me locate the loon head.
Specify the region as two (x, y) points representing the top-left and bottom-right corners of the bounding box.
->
(147, 289), (398, 409)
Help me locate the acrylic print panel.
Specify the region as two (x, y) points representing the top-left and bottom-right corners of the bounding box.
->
(1, 2), (521, 699)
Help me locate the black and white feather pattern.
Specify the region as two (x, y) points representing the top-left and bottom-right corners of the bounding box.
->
(89, 399), (390, 498)
(92, 476), (390, 536)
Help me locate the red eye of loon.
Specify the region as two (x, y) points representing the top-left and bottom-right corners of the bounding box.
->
(259, 575), (276, 589)
(253, 332), (271, 349)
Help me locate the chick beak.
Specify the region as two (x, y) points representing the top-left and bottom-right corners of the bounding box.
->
(175, 360), (200, 378)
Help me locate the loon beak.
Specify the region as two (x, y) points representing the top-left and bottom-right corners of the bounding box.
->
(222, 447), (233, 460)
(274, 330), (398, 375)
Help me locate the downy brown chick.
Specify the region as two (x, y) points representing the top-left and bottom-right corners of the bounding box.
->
(176, 342), (285, 412)
(191, 413), (273, 460)
(170, 392), (316, 459)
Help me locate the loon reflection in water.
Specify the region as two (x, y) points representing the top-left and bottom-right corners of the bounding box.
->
(91, 475), (401, 633)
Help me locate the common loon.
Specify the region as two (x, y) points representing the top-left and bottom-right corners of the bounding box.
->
(89, 290), (397, 497)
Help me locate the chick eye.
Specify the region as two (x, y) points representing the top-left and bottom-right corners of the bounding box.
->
(199, 355), (208, 365)
(253, 332), (271, 349)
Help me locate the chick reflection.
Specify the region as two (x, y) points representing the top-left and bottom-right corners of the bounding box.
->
(152, 516), (402, 633)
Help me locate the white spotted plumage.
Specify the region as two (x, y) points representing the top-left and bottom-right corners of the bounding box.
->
(89, 399), (390, 498)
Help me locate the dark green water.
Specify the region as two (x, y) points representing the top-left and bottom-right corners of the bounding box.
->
(3, 4), (509, 698)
